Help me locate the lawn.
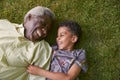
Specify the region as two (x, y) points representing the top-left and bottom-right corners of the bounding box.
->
(0, 0), (120, 80)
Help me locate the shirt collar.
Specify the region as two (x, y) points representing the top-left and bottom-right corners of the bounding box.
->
(18, 24), (25, 37)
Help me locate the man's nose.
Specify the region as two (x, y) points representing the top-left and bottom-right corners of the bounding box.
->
(37, 30), (42, 37)
(42, 28), (47, 34)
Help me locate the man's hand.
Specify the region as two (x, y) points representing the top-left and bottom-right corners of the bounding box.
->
(27, 65), (41, 75)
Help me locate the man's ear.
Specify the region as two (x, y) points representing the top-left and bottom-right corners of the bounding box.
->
(28, 14), (32, 20)
(72, 35), (78, 43)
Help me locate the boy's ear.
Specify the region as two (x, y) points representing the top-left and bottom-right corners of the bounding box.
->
(72, 35), (78, 43)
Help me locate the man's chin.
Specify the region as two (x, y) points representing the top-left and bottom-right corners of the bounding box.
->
(33, 38), (44, 42)
(28, 36), (44, 42)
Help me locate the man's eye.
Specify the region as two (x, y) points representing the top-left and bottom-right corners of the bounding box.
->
(40, 20), (46, 27)
(42, 23), (46, 27)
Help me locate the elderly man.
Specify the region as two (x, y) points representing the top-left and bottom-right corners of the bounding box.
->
(0, 6), (55, 80)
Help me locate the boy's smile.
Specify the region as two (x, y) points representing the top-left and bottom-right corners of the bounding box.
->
(56, 26), (76, 51)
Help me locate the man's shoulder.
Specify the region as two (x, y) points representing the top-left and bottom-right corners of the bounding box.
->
(0, 19), (23, 30)
(0, 19), (16, 29)
(38, 40), (49, 45)
(35, 40), (51, 47)
(0, 19), (10, 24)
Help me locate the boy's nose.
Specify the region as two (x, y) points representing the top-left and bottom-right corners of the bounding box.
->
(56, 37), (60, 41)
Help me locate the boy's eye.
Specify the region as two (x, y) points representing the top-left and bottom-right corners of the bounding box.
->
(61, 34), (64, 36)
(60, 34), (64, 37)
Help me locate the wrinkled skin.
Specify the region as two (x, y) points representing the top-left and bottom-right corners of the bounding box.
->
(23, 14), (52, 42)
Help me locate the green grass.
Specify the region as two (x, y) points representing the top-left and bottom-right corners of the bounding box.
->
(0, 0), (120, 80)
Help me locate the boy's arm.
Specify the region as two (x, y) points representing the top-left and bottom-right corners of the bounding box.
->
(27, 64), (81, 80)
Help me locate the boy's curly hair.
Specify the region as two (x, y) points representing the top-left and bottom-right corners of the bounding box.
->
(59, 20), (82, 38)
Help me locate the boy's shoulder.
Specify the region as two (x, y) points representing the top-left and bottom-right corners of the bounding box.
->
(51, 45), (58, 50)
(75, 48), (86, 53)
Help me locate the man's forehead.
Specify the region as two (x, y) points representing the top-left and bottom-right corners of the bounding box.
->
(33, 15), (50, 22)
